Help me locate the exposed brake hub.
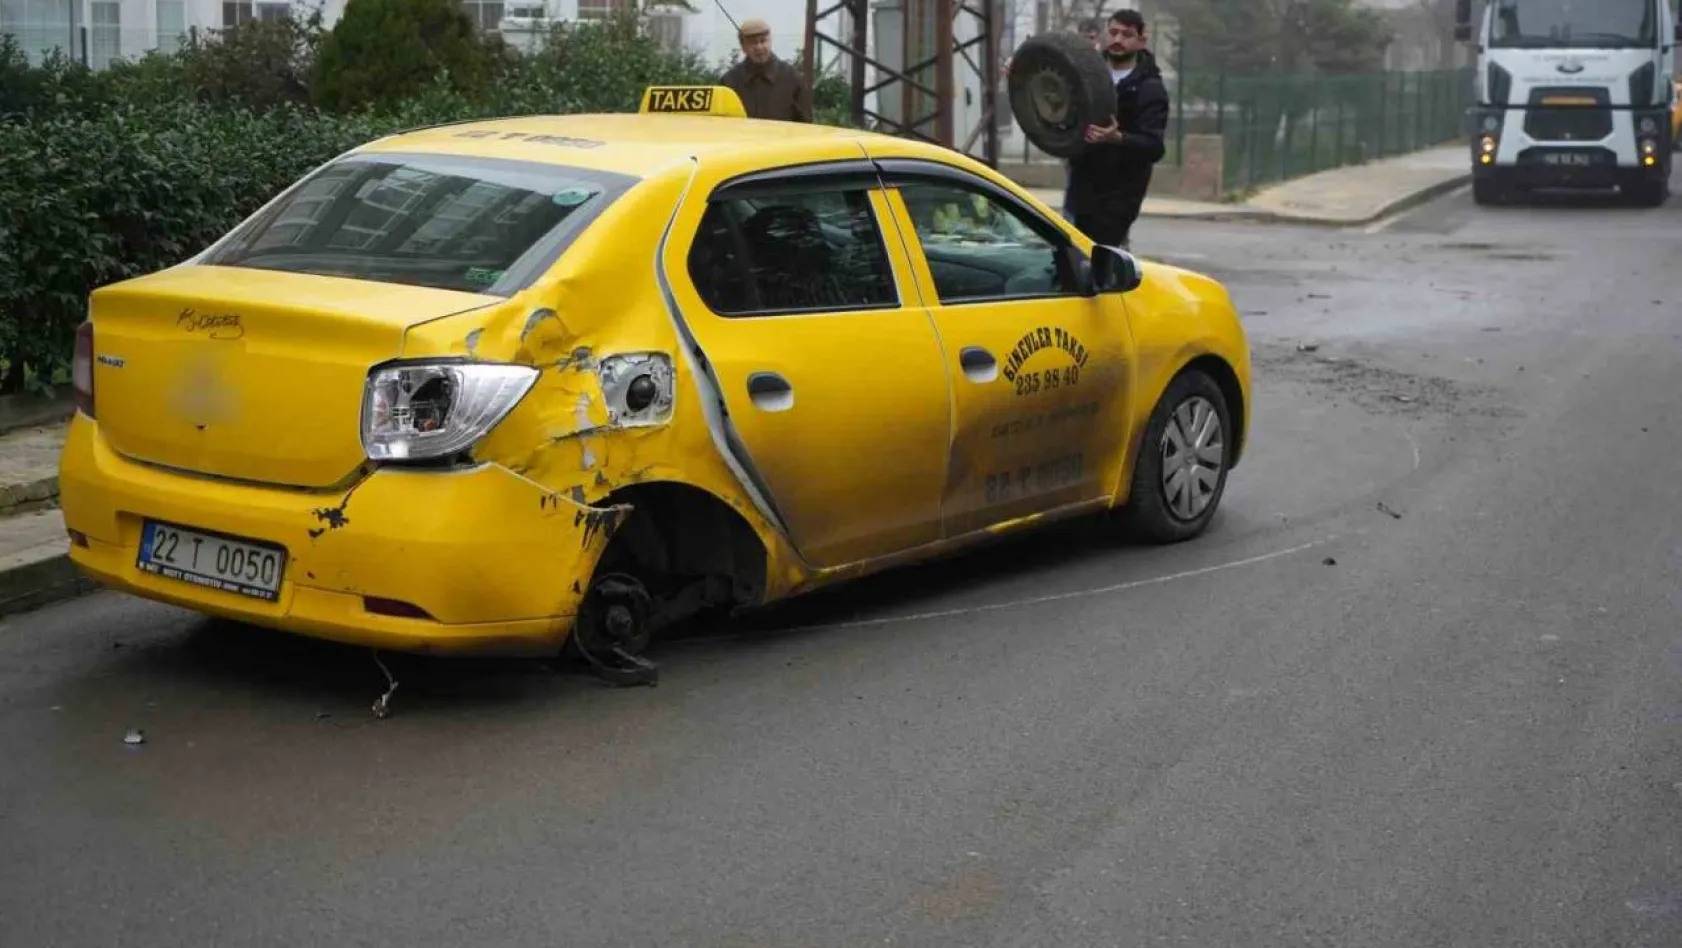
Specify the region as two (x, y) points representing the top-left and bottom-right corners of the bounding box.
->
(572, 573), (659, 688)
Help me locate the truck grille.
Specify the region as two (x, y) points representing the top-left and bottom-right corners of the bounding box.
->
(1524, 87), (1612, 142)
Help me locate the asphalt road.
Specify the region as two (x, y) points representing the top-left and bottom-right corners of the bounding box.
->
(4, 172), (1682, 947)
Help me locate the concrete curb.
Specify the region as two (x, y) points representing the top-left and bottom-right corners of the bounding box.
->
(1216, 174), (1474, 229)
(1139, 206), (1276, 223)
(0, 398), (74, 439)
(0, 550), (96, 621)
(0, 475), (59, 518)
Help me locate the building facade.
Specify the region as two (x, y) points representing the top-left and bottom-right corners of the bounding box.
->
(0, 0), (810, 70)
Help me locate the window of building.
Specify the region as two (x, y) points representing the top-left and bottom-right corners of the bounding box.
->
(89, 1), (119, 69)
(155, 0), (186, 50)
(221, 1), (252, 27)
(645, 11), (683, 52)
(576, 0), (633, 18)
(688, 186), (900, 317)
(460, 0), (504, 32)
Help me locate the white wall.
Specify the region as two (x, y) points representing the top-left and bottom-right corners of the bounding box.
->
(0, 0), (346, 67)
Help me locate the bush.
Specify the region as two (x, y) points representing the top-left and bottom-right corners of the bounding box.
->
(0, 102), (397, 393)
(310, 0), (506, 114)
(0, 14), (859, 394)
(0, 38), (114, 122)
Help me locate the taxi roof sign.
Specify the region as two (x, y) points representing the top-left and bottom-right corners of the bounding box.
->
(639, 84), (747, 118)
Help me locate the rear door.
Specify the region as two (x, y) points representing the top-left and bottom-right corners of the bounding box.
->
(873, 157), (1135, 540)
(661, 155), (954, 569)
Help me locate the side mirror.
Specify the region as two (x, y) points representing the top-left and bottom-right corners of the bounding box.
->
(1061, 244), (1096, 295)
(1090, 244), (1142, 294)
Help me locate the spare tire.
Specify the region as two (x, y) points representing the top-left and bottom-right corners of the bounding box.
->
(1007, 31), (1116, 159)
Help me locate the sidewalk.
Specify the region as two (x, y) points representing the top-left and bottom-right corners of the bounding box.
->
(1025, 144), (1470, 227)
(0, 414), (85, 620)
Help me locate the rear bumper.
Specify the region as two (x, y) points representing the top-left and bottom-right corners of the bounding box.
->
(58, 414), (624, 656)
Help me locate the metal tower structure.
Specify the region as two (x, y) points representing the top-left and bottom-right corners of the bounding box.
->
(801, 0), (1004, 167)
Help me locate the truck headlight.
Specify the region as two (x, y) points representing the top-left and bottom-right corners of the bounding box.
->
(362, 361), (538, 461)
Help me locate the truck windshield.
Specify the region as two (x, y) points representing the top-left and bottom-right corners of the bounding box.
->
(1490, 0), (1656, 48)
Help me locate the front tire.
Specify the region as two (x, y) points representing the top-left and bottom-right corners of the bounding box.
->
(1472, 174), (1508, 206)
(1118, 369), (1233, 544)
(1622, 174), (1669, 207)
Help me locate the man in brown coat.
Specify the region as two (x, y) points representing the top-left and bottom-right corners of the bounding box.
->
(718, 18), (813, 123)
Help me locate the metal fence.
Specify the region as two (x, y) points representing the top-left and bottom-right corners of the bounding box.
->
(1012, 64), (1474, 196)
(1171, 67), (1476, 194)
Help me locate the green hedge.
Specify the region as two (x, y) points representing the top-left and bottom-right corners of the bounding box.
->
(0, 14), (850, 395)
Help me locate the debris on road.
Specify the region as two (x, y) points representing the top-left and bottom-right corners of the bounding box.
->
(122, 729), (145, 746)
(371, 651), (399, 720)
(1322, 557), (1338, 566)
(1296, 342), (1320, 353)
(1377, 502), (1404, 520)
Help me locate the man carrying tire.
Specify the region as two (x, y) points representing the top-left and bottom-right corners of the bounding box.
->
(1066, 10), (1169, 250)
(1058, 18), (1106, 220)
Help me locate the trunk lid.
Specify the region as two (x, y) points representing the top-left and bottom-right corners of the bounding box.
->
(88, 265), (499, 489)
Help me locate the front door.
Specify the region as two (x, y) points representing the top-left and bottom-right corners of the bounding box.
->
(877, 162), (1133, 539)
(663, 160), (953, 569)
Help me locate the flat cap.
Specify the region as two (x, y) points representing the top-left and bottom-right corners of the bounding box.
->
(738, 17), (770, 38)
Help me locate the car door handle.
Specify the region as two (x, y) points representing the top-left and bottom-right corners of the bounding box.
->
(958, 346), (998, 383)
(746, 372), (795, 412)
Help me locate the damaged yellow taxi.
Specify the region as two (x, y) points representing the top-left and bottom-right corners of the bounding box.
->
(59, 84), (1251, 673)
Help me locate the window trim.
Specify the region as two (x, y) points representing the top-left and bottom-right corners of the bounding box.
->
(872, 157), (1092, 308)
(197, 150), (640, 297)
(688, 161), (905, 320)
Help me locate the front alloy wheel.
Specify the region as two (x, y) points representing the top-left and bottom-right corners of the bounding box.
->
(1119, 369), (1233, 543)
(1161, 395), (1225, 522)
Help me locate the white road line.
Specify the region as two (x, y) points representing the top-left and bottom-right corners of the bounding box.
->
(765, 537), (1336, 636)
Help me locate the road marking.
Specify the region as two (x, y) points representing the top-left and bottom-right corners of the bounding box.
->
(768, 538), (1336, 635)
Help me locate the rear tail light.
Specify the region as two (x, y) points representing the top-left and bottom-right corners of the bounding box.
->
(361, 361), (537, 462)
(72, 320), (95, 419)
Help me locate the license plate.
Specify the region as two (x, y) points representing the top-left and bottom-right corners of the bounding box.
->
(137, 520), (286, 602)
(1541, 151), (1600, 166)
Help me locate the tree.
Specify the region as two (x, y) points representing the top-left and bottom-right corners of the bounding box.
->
(310, 0), (506, 114)
(1166, 0), (1393, 75)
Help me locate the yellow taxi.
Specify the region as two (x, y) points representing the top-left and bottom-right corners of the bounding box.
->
(59, 85), (1251, 672)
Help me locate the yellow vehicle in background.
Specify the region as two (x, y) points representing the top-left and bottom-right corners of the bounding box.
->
(58, 85), (1252, 677)
(1673, 77), (1682, 149)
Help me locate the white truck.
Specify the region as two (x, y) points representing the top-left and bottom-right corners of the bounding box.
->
(1456, 0), (1678, 205)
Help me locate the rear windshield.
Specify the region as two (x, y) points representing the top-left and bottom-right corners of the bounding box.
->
(201, 151), (637, 295)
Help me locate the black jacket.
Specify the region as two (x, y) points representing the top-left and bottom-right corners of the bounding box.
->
(719, 56), (813, 123)
(1066, 48), (1169, 214)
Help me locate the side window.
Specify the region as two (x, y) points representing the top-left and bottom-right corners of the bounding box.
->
(897, 180), (1076, 304)
(687, 185), (899, 317)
